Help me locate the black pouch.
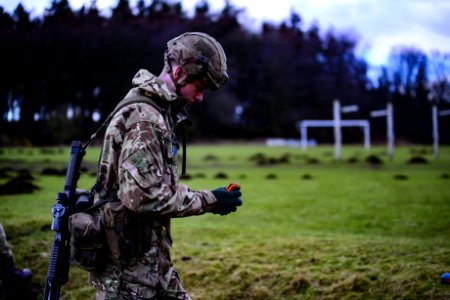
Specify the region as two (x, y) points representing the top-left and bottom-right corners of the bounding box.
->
(68, 212), (105, 271)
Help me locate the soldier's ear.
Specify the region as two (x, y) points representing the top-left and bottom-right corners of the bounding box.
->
(173, 66), (185, 81)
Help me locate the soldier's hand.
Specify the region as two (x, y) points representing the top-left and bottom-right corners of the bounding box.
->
(211, 187), (243, 215)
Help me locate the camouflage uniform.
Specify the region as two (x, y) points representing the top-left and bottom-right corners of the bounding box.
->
(90, 69), (217, 299)
(1, 224), (37, 299)
(0, 223), (13, 259)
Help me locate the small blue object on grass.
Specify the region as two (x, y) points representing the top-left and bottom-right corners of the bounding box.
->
(441, 273), (450, 284)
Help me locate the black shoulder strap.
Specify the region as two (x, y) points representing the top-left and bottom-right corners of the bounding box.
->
(82, 197), (111, 214)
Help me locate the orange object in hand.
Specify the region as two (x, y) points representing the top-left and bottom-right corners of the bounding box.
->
(226, 183), (241, 191)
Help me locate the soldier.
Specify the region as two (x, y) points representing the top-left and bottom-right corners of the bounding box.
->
(90, 32), (243, 299)
(0, 223), (35, 298)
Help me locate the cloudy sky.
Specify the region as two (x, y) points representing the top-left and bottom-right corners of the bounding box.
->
(2, 0), (450, 67)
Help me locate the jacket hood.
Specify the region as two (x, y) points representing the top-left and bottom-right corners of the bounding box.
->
(129, 69), (178, 102)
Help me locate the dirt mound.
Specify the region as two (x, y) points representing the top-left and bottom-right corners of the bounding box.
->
(394, 174), (408, 180)
(366, 155), (383, 165)
(407, 156), (428, 164)
(214, 172), (229, 179)
(0, 171), (39, 195)
(41, 168), (66, 176)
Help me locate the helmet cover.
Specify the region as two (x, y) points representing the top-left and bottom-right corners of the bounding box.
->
(166, 32), (228, 90)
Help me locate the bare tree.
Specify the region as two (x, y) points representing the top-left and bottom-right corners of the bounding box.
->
(428, 51), (450, 104)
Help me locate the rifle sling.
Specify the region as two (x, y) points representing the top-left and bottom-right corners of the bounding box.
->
(83, 197), (112, 214)
(180, 123), (187, 176)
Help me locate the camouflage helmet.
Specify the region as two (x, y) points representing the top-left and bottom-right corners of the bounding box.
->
(165, 32), (228, 90)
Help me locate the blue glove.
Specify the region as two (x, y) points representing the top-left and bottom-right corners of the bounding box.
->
(211, 187), (243, 215)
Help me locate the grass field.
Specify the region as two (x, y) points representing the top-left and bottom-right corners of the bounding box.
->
(1, 144), (450, 299)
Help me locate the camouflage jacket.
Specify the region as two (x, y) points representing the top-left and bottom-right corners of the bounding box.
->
(0, 223), (13, 258)
(90, 69), (217, 298)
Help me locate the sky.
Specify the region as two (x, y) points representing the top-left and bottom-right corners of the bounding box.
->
(2, 0), (450, 68)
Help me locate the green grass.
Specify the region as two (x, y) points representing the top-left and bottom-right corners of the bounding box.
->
(1, 144), (450, 299)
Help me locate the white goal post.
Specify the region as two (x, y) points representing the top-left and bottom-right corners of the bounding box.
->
(297, 119), (371, 150)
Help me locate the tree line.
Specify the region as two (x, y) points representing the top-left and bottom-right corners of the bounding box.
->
(1, 0), (449, 146)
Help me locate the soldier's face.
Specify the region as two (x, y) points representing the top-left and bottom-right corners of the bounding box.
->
(180, 79), (205, 105)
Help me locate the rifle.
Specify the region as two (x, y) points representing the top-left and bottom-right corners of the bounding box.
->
(43, 141), (88, 300)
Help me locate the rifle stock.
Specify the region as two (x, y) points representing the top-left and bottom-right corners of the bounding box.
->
(43, 141), (85, 300)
